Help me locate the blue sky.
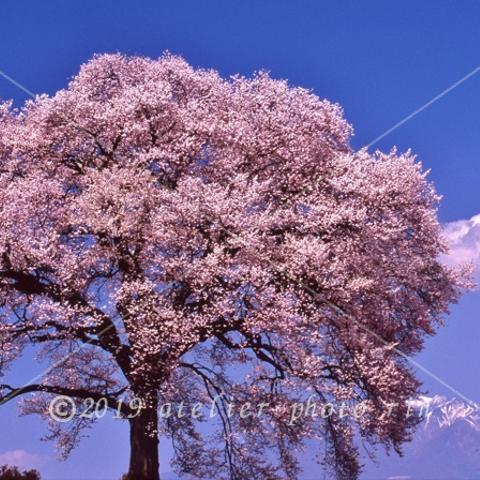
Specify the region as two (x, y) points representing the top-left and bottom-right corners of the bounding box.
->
(0, 1), (479, 479)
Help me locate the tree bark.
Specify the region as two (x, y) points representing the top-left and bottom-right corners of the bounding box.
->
(127, 400), (160, 480)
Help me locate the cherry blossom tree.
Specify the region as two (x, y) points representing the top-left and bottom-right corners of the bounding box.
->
(0, 54), (464, 480)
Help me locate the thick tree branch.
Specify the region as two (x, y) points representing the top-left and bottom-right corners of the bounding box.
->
(0, 251), (132, 375)
(0, 383), (131, 415)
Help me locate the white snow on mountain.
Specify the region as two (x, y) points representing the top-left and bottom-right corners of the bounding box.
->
(363, 395), (480, 479)
(411, 395), (480, 430)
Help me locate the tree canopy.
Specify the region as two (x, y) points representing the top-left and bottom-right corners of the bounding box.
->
(0, 54), (463, 480)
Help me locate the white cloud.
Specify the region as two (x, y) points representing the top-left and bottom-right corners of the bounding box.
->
(441, 214), (480, 282)
(0, 449), (44, 470)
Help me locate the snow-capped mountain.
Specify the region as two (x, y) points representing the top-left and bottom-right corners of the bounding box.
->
(411, 395), (480, 431)
(362, 396), (480, 480)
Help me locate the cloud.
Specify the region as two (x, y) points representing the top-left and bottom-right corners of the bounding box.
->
(441, 214), (480, 282)
(0, 449), (44, 470)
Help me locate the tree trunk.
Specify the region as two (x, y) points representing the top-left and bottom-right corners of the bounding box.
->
(127, 401), (160, 480)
